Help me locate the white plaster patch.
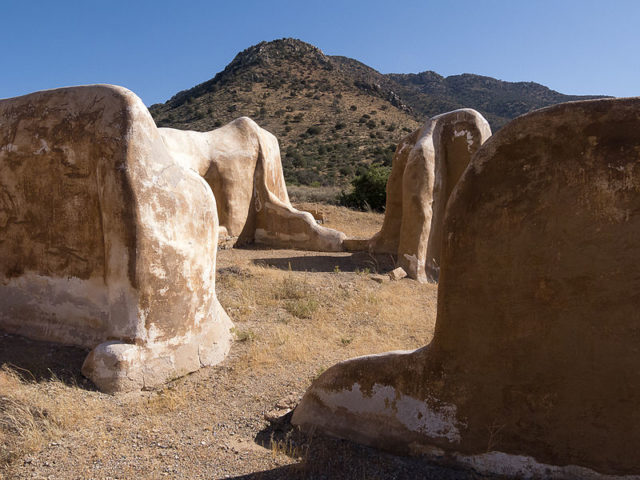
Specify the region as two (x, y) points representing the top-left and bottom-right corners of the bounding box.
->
(35, 139), (50, 155)
(315, 382), (462, 443)
(1, 143), (18, 153)
(0, 273), (111, 346)
(397, 142), (410, 156)
(255, 227), (309, 243)
(451, 450), (640, 480)
(453, 129), (474, 149)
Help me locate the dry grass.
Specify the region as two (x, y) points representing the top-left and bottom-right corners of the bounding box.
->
(287, 186), (341, 205)
(0, 367), (83, 467)
(217, 257), (436, 375)
(0, 205), (449, 479)
(293, 201), (384, 239)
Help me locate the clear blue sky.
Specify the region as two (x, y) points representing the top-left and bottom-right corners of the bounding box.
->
(1, 0), (638, 105)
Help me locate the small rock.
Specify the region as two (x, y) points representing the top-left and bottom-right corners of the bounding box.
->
(264, 408), (292, 423)
(275, 394), (298, 410)
(388, 267), (407, 281)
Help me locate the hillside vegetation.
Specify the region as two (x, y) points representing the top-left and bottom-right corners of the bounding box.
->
(149, 38), (605, 189)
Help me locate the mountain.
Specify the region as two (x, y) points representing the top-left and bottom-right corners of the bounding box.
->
(149, 38), (605, 188)
(385, 71), (604, 129)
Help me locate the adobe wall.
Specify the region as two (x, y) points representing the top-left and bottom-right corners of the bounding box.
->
(293, 97), (640, 477)
(159, 119), (345, 252)
(368, 109), (491, 281)
(0, 85), (233, 392)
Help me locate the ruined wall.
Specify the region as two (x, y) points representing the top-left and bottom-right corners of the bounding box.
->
(368, 109), (491, 282)
(0, 85), (233, 392)
(293, 97), (640, 477)
(159, 118), (345, 252)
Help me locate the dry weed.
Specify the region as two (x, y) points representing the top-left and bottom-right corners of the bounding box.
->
(226, 256), (434, 378)
(139, 386), (189, 415)
(269, 430), (308, 461)
(292, 202), (384, 238)
(0, 367), (83, 467)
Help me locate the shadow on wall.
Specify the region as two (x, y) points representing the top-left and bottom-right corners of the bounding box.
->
(252, 252), (397, 274)
(0, 333), (95, 390)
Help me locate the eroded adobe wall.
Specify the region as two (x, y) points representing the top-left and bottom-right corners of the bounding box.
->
(0, 85), (139, 346)
(0, 85), (233, 392)
(293, 98), (640, 477)
(369, 109), (491, 282)
(159, 118), (345, 252)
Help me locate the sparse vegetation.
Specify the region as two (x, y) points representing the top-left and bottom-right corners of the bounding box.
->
(234, 328), (258, 342)
(0, 367), (80, 468)
(148, 39), (422, 190)
(0, 204), (443, 478)
(284, 298), (319, 319)
(150, 39), (603, 191)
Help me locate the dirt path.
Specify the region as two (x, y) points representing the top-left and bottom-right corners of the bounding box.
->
(1, 242), (495, 479)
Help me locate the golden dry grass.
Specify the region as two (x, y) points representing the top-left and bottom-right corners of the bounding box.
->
(0, 204), (444, 479)
(0, 368), (83, 467)
(216, 257), (436, 375)
(293, 201), (384, 239)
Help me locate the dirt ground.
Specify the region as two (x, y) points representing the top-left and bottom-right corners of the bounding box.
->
(0, 206), (496, 480)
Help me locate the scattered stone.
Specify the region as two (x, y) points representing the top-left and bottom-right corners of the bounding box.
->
(275, 393), (299, 410)
(264, 393), (300, 423)
(388, 267), (407, 281)
(300, 208), (325, 224)
(264, 409), (291, 423)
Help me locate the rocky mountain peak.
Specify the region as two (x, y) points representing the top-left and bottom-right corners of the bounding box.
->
(228, 38), (330, 70)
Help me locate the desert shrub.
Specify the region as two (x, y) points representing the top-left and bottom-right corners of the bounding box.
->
(233, 328), (257, 342)
(285, 298), (319, 319)
(295, 169), (322, 186)
(339, 165), (390, 211)
(339, 165), (353, 176)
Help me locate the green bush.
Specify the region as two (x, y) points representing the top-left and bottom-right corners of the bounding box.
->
(339, 165), (390, 211)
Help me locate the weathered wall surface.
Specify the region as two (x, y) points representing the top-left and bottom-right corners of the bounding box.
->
(0, 85), (233, 392)
(293, 98), (640, 477)
(159, 118), (345, 252)
(368, 109), (491, 282)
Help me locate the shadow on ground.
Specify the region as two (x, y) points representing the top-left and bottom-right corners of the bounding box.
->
(237, 415), (490, 480)
(253, 252), (397, 274)
(0, 332), (95, 389)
